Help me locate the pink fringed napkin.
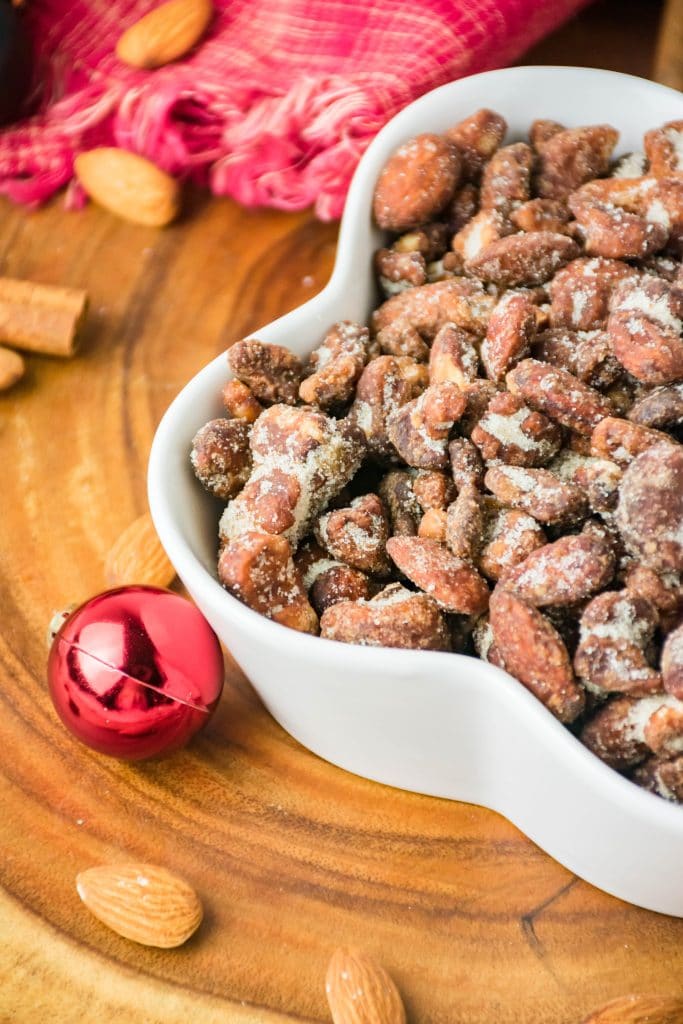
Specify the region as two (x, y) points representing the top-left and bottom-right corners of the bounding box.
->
(1, 0), (592, 219)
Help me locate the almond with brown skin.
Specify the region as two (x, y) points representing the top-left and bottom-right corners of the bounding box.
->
(76, 863), (202, 948)
(105, 512), (177, 588)
(326, 947), (406, 1024)
(581, 993), (683, 1024)
(74, 148), (180, 227)
(116, 0), (213, 69)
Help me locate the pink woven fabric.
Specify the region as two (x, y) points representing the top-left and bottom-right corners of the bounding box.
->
(1, 0), (592, 219)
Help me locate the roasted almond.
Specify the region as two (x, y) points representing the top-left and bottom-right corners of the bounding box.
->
(582, 993), (683, 1023)
(0, 345), (25, 391)
(74, 148), (180, 227)
(326, 947), (406, 1024)
(76, 862), (202, 948)
(116, 0), (213, 69)
(105, 512), (176, 588)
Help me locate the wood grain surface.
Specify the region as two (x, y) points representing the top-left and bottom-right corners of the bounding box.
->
(2, 4), (683, 1022)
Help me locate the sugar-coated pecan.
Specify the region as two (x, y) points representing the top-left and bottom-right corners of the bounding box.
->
(590, 415), (677, 467)
(228, 337), (304, 405)
(580, 695), (657, 770)
(628, 382), (683, 428)
(574, 590), (662, 697)
(489, 587), (585, 722)
(529, 119), (565, 152)
(452, 210), (507, 264)
(428, 323), (479, 386)
(616, 443), (683, 573)
(378, 470), (422, 536)
(299, 321), (371, 409)
(610, 151), (647, 178)
(466, 232), (580, 287)
(320, 583), (451, 651)
(393, 223), (450, 261)
(535, 124), (619, 200)
(218, 532), (318, 634)
(484, 464), (587, 526)
(510, 198), (571, 234)
(386, 536), (490, 615)
(446, 182), (479, 232)
(480, 142), (533, 217)
(418, 507), (447, 542)
(387, 382), (466, 469)
(471, 391), (562, 467)
(637, 253), (681, 280)
(499, 528), (615, 607)
(663, 622), (683, 698)
(643, 696), (683, 757)
(633, 753), (683, 801)
(445, 108), (507, 181)
(479, 507), (547, 581)
(349, 355), (426, 462)
(191, 418), (252, 500)
(373, 133), (461, 232)
(375, 320), (430, 362)
(531, 328), (621, 390)
(372, 278), (495, 340)
(507, 358), (613, 435)
(315, 493), (391, 577)
(448, 437), (485, 490)
(411, 469), (455, 511)
(643, 120), (683, 178)
(445, 484), (484, 562)
(295, 538), (372, 615)
(568, 185), (669, 260)
(608, 275), (683, 385)
(480, 291), (536, 383)
(549, 449), (623, 514)
(220, 406), (365, 549)
(549, 256), (638, 331)
(374, 248), (427, 297)
(625, 565), (683, 635)
(222, 379), (263, 423)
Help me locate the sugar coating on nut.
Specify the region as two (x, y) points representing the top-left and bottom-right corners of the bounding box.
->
(320, 583), (451, 651)
(228, 337), (304, 405)
(471, 391), (562, 468)
(299, 321), (371, 409)
(499, 528), (615, 607)
(191, 418), (252, 500)
(617, 443), (683, 573)
(481, 291), (536, 383)
(574, 590), (662, 697)
(386, 535), (489, 616)
(373, 133), (461, 233)
(315, 493), (391, 577)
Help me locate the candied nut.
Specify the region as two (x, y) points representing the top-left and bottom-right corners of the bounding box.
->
(590, 415), (677, 467)
(218, 532), (318, 634)
(644, 120), (683, 178)
(549, 257), (638, 331)
(535, 125), (619, 200)
(299, 321), (371, 409)
(643, 696), (683, 756)
(484, 464), (587, 526)
(531, 328), (621, 390)
(446, 182), (479, 233)
(296, 541), (372, 616)
(393, 223), (450, 261)
(580, 696), (655, 770)
(190, 418), (252, 500)
(448, 437), (485, 490)
(418, 507), (447, 542)
(625, 565), (683, 635)
(315, 493), (391, 577)
(372, 278), (495, 340)
(373, 133), (461, 232)
(320, 583), (451, 651)
(480, 142), (533, 217)
(428, 323), (479, 386)
(378, 470), (422, 536)
(387, 382), (466, 470)
(480, 291), (536, 383)
(574, 590), (662, 697)
(608, 275), (683, 385)
(386, 536), (489, 616)
(471, 391), (562, 467)
(549, 449), (623, 514)
(465, 232), (580, 287)
(479, 507), (547, 581)
(529, 119), (565, 152)
(489, 587), (585, 722)
(222, 379), (263, 423)
(411, 469), (455, 511)
(349, 355), (426, 462)
(628, 382), (683, 428)
(220, 406), (365, 549)
(616, 443), (683, 573)
(455, 378), (500, 438)
(611, 151), (648, 178)
(376, 320), (429, 362)
(228, 337), (304, 406)
(663, 622), (683, 697)
(445, 108), (507, 181)
(568, 186), (669, 260)
(452, 209), (507, 264)
(499, 529), (615, 607)
(445, 484), (484, 562)
(510, 198), (571, 234)
(375, 248), (427, 297)
(633, 753), (683, 801)
(507, 358), (613, 436)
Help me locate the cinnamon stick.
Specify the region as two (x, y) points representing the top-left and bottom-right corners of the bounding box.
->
(0, 277), (88, 357)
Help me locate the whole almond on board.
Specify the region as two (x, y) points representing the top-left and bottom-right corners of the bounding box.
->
(76, 863), (202, 948)
(74, 148), (180, 227)
(326, 947), (406, 1024)
(581, 993), (683, 1023)
(0, 344), (24, 390)
(116, 0), (213, 69)
(105, 512), (176, 588)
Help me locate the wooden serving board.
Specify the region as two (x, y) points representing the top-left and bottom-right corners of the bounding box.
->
(2, 5), (683, 1021)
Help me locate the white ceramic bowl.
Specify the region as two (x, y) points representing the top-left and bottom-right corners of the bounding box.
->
(149, 67), (683, 916)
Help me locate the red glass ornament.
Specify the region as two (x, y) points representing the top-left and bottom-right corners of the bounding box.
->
(47, 586), (224, 760)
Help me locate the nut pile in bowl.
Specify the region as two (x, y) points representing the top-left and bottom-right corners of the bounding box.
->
(191, 109), (683, 803)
